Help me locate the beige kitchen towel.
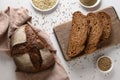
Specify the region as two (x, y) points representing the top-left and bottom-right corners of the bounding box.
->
(0, 7), (31, 51)
(0, 7), (69, 80)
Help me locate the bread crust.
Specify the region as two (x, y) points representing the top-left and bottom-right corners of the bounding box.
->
(11, 24), (55, 73)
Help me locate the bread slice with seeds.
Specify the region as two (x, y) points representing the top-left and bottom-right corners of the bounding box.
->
(84, 13), (103, 54)
(97, 12), (112, 41)
(66, 11), (88, 57)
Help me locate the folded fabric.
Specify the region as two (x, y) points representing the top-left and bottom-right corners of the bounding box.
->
(0, 11), (9, 51)
(0, 7), (69, 80)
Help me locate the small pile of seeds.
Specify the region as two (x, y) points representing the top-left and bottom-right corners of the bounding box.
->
(98, 57), (112, 71)
(80, 0), (97, 6)
(32, 0), (57, 10)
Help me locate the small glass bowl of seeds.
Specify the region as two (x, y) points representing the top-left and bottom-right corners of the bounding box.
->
(97, 56), (113, 73)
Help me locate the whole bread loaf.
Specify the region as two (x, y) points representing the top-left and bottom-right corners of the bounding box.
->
(11, 24), (55, 73)
(67, 11), (88, 57)
(84, 13), (103, 54)
(97, 12), (112, 41)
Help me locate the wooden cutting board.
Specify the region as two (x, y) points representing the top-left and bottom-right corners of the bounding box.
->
(53, 6), (120, 61)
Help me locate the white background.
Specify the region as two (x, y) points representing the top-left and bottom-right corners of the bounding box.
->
(0, 0), (120, 80)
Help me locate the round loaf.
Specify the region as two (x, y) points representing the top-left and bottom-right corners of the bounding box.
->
(10, 24), (55, 73)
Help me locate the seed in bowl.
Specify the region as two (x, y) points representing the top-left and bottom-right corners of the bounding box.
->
(32, 0), (57, 10)
(80, 0), (97, 6)
(98, 56), (112, 71)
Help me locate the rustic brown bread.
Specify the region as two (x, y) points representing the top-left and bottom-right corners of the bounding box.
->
(84, 13), (103, 54)
(67, 11), (88, 57)
(11, 24), (55, 73)
(97, 12), (112, 41)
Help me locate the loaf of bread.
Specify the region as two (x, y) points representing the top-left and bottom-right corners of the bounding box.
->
(97, 12), (112, 41)
(67, 11), (88, 57)
(10, 24), (55, 73)
(84, 13), (103, 54)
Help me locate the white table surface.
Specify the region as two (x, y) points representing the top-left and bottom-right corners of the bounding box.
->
(0, 0), (120, 80)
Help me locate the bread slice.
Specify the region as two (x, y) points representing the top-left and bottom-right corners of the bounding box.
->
(84, 13), (103, 54)
(67, 11), (88, 57)
(97, 12), (112, 41)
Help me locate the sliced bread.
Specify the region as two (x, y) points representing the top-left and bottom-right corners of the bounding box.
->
(97, 12), (112, 41)
(84, 13), (103, 54)
(67, 11), (88, 57)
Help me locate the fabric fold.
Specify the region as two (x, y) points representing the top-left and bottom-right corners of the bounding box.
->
(0, 11), (9, 51)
